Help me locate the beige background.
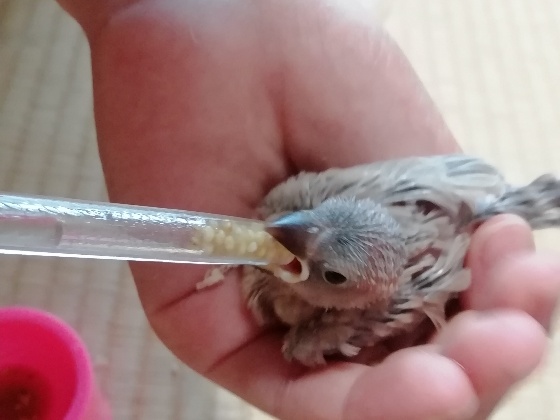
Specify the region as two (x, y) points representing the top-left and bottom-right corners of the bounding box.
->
(1, 0), (559, 418)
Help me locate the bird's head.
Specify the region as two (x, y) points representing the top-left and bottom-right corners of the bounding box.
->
(265, 197), (408, 310)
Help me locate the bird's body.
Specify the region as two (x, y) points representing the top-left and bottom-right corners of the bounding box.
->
(240, 154), (560, 367)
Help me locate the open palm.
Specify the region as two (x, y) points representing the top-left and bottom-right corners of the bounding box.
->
(58, 1), (560, 418)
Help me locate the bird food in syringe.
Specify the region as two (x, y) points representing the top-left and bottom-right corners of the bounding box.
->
(190, 218), (294, 266)
(0, 192), (296, 267)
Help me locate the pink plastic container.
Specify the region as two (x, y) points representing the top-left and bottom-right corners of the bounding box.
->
(0, 306), (111, 420)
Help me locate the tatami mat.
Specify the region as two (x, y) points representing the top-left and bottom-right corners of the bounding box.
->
(0, 1), (559, 419)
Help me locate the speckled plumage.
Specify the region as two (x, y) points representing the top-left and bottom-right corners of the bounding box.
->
(241, 154), (560, 367)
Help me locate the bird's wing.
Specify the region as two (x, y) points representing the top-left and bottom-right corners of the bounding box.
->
(261, 154), (507, 219)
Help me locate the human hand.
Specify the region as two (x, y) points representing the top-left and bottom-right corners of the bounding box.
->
(58, 1), (560, 418)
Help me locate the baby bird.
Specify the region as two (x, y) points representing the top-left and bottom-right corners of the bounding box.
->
(241, 154), (560, 367)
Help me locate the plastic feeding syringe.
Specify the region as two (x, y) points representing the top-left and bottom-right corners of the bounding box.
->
(0, 192), (294, 266)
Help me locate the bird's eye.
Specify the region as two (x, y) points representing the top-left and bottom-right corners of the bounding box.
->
(323, 271), (347, 285)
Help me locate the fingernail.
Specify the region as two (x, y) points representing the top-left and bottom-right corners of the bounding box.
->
(476, 215), (535, 270)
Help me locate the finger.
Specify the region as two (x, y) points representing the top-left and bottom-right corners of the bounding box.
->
(471, 253), (560, 331)
(463, 214), (535, 310)
(435, 310), (547, 419)
(464, 215), (560, 330)
(207, 335), (478, 420)
(466, 214), (535, 274)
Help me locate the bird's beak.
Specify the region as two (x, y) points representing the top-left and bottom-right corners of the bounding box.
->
(265, 212), (317, 259)
(264, 212), (316, 284)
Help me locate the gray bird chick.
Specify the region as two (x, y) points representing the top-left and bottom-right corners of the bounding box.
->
(241, 154), (560, 367)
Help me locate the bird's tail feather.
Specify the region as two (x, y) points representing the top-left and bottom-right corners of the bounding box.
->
(475, 174), (560, 229)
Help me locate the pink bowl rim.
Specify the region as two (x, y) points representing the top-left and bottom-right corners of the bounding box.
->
(0, 305), (94, 419)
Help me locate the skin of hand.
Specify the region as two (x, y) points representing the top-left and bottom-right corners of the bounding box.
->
(56, 1), (560, 419)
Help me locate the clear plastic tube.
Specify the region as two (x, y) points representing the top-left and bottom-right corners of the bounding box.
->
(0, 192), (293, 266)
